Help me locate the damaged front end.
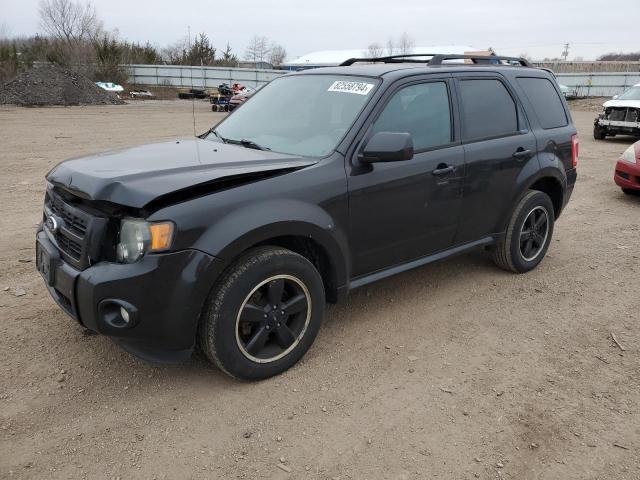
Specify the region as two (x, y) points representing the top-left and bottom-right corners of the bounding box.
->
(595, 106), (640, 137)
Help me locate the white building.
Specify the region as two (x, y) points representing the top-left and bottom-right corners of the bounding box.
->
(281, 45), (483, 70)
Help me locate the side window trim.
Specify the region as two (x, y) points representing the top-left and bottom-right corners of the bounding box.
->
(362, 77), (458, 155)
(453, 74), (530, 144)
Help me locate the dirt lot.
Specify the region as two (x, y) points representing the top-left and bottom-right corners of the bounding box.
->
(1, 100), (639, 480)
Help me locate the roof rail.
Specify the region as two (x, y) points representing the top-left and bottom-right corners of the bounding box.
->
(340, 54), (441, 66)
(428, 54), (532, 67)
(339, 53), (532, 68)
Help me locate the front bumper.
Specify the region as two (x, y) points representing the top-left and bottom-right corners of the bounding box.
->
(36, 229), (223, 362)
(614, 160), (640, 191)
(596, 117), (640, 136)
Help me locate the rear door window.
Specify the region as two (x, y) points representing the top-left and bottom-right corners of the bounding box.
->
(458, 79), (519, 141)
(517, 77), (568, 129)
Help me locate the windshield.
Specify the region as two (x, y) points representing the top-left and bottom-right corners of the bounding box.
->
(617, 86), (640, 101)
(208, 75), (379, 157)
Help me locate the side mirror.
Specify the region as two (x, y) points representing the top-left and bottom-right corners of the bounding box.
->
(613, 95), (619, 100)
(360, 132), (414, 163)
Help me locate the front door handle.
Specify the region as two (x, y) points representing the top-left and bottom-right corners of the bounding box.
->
(512, 148), (533, 160)
(432, 164), (455, 176)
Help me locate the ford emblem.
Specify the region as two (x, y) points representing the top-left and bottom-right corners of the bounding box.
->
(46, 215), (59, 233)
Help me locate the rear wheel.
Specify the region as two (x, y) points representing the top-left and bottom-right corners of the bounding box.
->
(593, 125), (607, 140)
(198, 246), (325, 380)
(492, 190), (555, 273)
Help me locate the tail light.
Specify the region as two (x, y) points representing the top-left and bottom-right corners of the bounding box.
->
(571, 134), (579, 168)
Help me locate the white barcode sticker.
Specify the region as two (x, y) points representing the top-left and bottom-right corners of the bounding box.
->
(328, 81), (374, 95)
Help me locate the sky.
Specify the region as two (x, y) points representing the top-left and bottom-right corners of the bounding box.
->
(2, 0), (639, 61)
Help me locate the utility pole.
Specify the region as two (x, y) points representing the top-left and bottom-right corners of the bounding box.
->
(561, 43), (570, 61)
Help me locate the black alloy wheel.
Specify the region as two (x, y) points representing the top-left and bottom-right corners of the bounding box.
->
(236, 275), (311, 363)
(518, 206), (550, 262)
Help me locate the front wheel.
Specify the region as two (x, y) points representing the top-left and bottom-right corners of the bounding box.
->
(593, 125), (607, 140)
(198, 246), (325, 380)
(492, 190), (555, 273)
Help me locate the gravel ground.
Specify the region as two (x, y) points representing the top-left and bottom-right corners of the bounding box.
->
(0, 100), (638, 480)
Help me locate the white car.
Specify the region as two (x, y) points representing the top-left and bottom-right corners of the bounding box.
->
(95, 82), (124, 93)
(594, 83), (640, 140)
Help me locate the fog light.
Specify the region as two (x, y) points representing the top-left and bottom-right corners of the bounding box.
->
(98, 299), (138, 329)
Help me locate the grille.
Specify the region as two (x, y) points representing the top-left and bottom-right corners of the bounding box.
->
(44, 189), (106, 270)
(50, 195), (88, 236)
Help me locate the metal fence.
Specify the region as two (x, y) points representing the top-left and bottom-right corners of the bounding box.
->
(555, 72), (640, 97)
(533, 61), (640, 73)
(124, 64), (640, 98)
(125, 64), (285, 89)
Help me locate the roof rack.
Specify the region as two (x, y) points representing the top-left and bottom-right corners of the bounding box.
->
(340, 53), (532, 68)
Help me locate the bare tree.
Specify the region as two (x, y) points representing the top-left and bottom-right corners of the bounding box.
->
(38, 0), (102, 44)
(385, 38), (395, 56)
(397, 32), (415, 55)
(0, 23), (12, 40)
(244, 36), (271, 63)
(269, 43), (286, 66)
(162, 36), (189, 64)
(367, 42), (384, 58)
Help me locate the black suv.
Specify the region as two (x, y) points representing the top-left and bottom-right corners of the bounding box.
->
(37, 54), (578, 379)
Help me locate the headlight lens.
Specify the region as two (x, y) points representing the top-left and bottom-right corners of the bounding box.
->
(116, 219), (174, 263)
(621, 145), (637, 164)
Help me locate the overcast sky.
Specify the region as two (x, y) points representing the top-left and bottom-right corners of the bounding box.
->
(3, 0), (639, 61)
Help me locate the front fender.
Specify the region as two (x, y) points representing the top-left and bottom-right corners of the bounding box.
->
(192, 199), (350, 290)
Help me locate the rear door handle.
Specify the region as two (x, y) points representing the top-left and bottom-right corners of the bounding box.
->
(512, 148), (532, 160)
(432, 164), (455, 176)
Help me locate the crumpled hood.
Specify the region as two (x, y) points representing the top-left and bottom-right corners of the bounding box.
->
(602, 99), (640, 109)
(47, 138), (316, 209)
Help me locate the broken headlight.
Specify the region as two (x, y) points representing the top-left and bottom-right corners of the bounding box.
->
(116, 219), (174, 263)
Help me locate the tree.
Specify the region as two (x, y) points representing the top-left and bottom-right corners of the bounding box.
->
(187, 33), (216, 65)
(244, 36), (271, 63)
(597, 51), (640, 61)
(215, 42), (238, 66)
(397, 32), (415, 55)
(385, 38), (395, 56)
(0, 23), (11, 40)
(93, 32), (127, 83)
(367, 42), (384, 58)
(162, 36), (189, 64)
(121, 41), (162, 65)
(270, 43), (286, 66)
(38, 0), (102, 44)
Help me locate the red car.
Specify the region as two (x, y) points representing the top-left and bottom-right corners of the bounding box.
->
(614, 140), (640, 194)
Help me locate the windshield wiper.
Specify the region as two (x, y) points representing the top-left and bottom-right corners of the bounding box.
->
(224, 138), (271, 151)
(208, 128), (228, 143)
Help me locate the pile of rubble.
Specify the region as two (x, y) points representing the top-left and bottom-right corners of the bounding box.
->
(0, 63), (124, 106)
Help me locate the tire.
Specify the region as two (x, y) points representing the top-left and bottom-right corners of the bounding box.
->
(198, 246), (325, 380)
(593, 125), (607, 140)
(492, 190), (555, 273)
(622, 188), (640, 196)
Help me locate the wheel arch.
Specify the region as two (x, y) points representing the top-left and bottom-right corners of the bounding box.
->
(526, 174), (565, 220)
(192, 200), (350, 304)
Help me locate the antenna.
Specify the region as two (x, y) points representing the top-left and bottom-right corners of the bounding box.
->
(562, 43), (570, 61)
